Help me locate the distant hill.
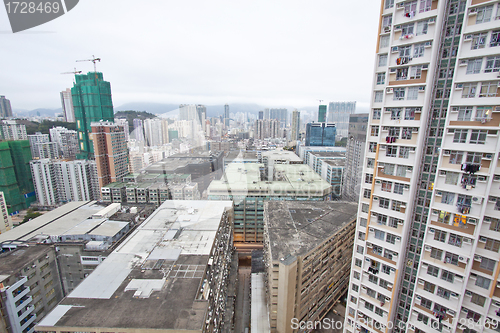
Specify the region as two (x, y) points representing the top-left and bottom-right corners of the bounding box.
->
(13, 108), (63, 117)
(14, 119), (76, 135)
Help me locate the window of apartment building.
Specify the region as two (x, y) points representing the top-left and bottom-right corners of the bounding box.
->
(363, 189), (371, 199)
(386, 233), (397, 244)
(491, 30), (500, 47)
(381, 180), (392, 192)
(386, 146), (398, 157)
(379, 54), (388, 67)
(423, 281), (435, 293)
(399, 147), (410, 159)
(375, 307), (385, 317)
(467, 58), (483, 74)
(375, 229), (385, 240)
(382, 15), (392, 29)
(350, 296), (357, 304)
(374, 91), (384, 103)
(416, 20), (428, 36)
(394, 87), (405, 100)
(420, 297), (432, 309)
(376, 72), (386, 85)
(472, 32), (488, 49)
(380, 35), (390, 48)
(396, 165), (407, 177)
(449, 151), (464, 164)
(351, 284), (359, 292)
(373, 244), (383, 256)
(462, 83), (477, 98)
(466, 151), (482, 164)
(404, 0), (417, 13)
(390, 107), (402, 120)
(376, 213), (387, 226)
(401, 127), (413, 140)
(441, 191), (455, 204)
(485, 55), (500, 72)
(485, 238), (500, 252)
(379, 197), (390, 209)
(357, 245), (364, 254)
(466, 309), (481, 322)
(404, 107), (417, 120)
(471, 293), (486, 307)
(369, 274), (379, 284)
(419, 0), (432, 12)
(476, 106), (492, 120)
(348, 307), (356, 317)
(470, 130), (487, 144)
(475, 275), (491, 289)
(427, 265), (439, 277)
(393, 183), (405, 195)
(384, 249), (396, 260)
(371, 126), (379, 136)
(458, 106), (473, 121)
(434, 229), (447, 242)
(444, 252), (459, 265)
(430, 247), (443, 260)
(414, 42), (425, 57)
(399, 45), (412, 58)
(397, 67), (408, 81)
(379, 279), (390, 290)
(355, 258), (362, 267)
(391, 200), (405, 212)
(417, 313), (429, 325)
(437, 287), (451, 300)
(369, 142), (377, 153)
(490, 218), (500, 232)
(453, 129), (468, 143)
(410, 65), (423, 79)
(407, 86), (419, 100)
(441, 269), (454, 283)
(401, 23), (414, 36)
(385, 0), (394, 9)
(358, 231), (366, 239)
(366, 158), (375, 169)
(479, 81), (498, 97)
(365, 173), (373, 183)
(373, 108), (381, 120)
(476, 5), (493, 24)
(365, 302), (374, 312)
(382, 264), (391, 275)
(362, 203), (369, 213)
(367, 287), (377, 298)
(360, 218), (367, 227)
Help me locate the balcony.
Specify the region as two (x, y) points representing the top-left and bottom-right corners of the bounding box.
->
(430, 219), (476, 236)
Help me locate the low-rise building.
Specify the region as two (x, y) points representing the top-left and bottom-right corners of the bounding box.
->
(263, 201), (357, 332)
(36, 200), (234, 333)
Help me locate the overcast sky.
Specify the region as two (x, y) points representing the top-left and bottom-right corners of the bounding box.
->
(0, 0), (381, 112)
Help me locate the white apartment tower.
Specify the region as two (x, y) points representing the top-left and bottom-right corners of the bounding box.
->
(346, 1), (500, 333)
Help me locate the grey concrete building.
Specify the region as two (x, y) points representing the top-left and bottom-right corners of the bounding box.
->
(344, 113), (368, 201)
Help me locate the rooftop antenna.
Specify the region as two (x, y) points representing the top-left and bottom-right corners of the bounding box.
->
(76, 55), (101, 72)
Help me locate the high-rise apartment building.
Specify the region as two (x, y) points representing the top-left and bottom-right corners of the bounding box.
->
(0, 96), (13, 118)
(143, 118), (169, 146)
(259, 110), (264, 120)
(269, 108), (288, 127)
(345, 2), (500, 333)
(92, 121), (129, 189)
(344, 113), (368, 201)
(224, 103), (230, 127)
(255, 119), (280, 139)
(30, 159), (99, 206)
(291, 110), (301, 141)
(72, 72), (114, 158)
(114, 118), (130, 141)
(0, 120), (27, 140)
(132, 118), (145, 141)
(0, 192), (12, 234)
(49, 126), (79, 159)
(318, 104), (327, 122)
(60, 88), (75, 122)
(305, 122), (336, 146)
(328, 101), (356, 138)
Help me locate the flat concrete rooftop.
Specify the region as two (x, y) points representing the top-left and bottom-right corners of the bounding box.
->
(265, 201), (357, 262)
(36, 200), (233, 332)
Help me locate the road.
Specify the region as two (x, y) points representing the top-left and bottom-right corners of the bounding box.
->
(234, 266), (251, 332)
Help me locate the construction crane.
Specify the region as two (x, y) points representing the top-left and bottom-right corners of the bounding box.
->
(318, 99), (323, 104)
(76, 55), (101, 72)
(61, 68), (82, 75)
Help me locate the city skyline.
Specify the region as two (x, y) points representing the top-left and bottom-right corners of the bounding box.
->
(0, 1), (379, 111)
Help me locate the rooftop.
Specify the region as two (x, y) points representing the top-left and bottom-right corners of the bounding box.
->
(36, 200), (233, 332)
(265, 201), (357, 263)
(0, 245), (53, 278)
(225, 150), (258, 162)
(207, 163), (331, 197)
(309, 151), (346, 158)
(261, 149), (302, 162)
(0, 201), (104, 244)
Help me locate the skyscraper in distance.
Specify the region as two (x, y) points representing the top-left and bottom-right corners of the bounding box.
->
(258, 110), (264, 120)
(60, 88), (75, 122)
(318, 104), (327, 122)
(345, 2), (500, 333)
(91, 121), (129, 189)
(0, 96), (13, 118)
(224, 104), (230, 127)
(328, 101), (355, 138)
(291, 110), (300, 141)
(72, 72), (114, 158)
(132, 118), (145, 142)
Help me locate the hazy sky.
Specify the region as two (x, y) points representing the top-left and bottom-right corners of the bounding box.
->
(0, 0), (380, 111)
